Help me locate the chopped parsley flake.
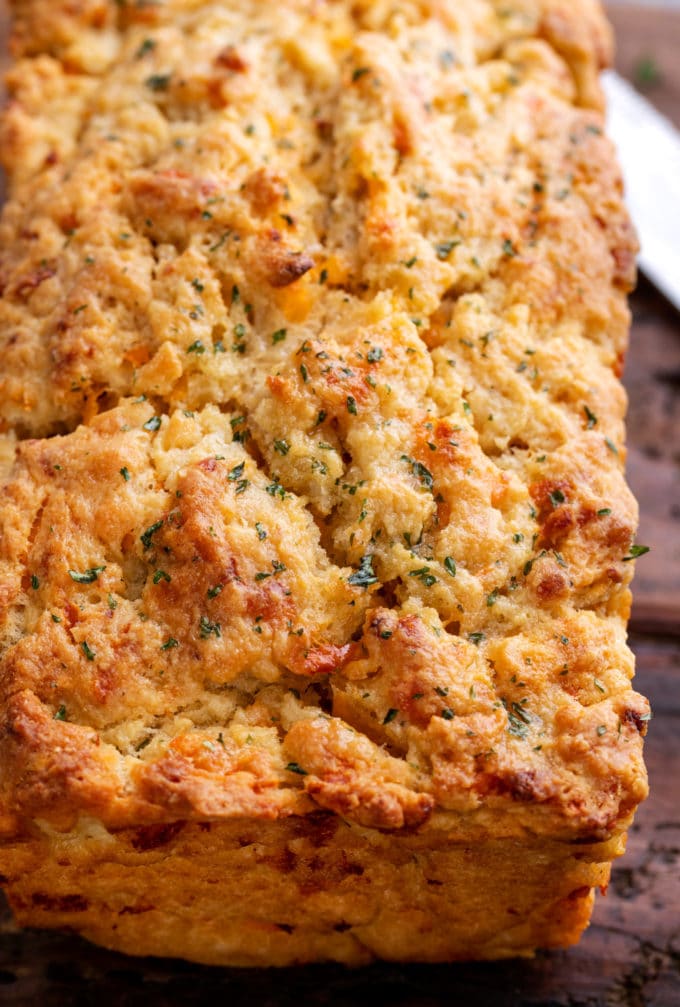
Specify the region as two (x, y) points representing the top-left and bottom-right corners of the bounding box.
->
(81, 641), (96, 661)
(145, 73), (172, 92)
(143, 415), (162, 432)
(549, 488), (565, 508)
(255, 560), (287, 582)
(348, 553), (378, 588)
(228, 462), (246, 482)
(265, 478), (286, 499)
(346, 395), (358, 415)
(634, 55), (663, 89)
(272, 328), (287, 344)
(199, 616), (222, 639)
(506, 700), (531, 738)
(401, 455), (434, 491)
(210, 232), (230, 253)
(54, 704), (67, 721)
(161, 637), (179, 651)
(135, 38), (156, 59)
(436, 240), (460, 260)
(409, 566), (437, 587)
(383, 708), (398, 724)
(584, 405), (598, 429)
(444, 556), (457, 578)
(153, 569), (171, 584)
(286, 762), (307, 775)
(69, 566), (106, 584)
(140, 519), (164, 550)
(120, 467), (131, 482)
(623, 544), (650, 561)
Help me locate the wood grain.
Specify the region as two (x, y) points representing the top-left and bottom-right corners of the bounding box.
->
(607, 3), (680, 127)
(608, 2), (680, 637)
(626, 278), (680, 635)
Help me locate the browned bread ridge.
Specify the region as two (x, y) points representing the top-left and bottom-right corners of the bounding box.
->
(0, 0), (648, 965)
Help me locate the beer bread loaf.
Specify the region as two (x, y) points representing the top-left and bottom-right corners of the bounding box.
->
(0, 0), (648, 965)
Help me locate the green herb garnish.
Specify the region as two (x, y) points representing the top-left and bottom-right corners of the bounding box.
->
(141, 520), (164, 549)
(69, 566), (106, 584)
(622, 544), (650, 561)
(348, 553), (378, 588)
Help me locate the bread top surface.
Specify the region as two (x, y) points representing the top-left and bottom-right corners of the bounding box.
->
(0, 0), (647, 843)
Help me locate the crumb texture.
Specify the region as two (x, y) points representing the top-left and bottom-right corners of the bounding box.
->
(0, 0), (646, 921)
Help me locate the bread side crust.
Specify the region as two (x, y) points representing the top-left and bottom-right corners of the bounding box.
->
(1, 815), (623, 965)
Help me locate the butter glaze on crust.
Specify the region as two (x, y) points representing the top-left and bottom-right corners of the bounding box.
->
(0, 0), (648, 964)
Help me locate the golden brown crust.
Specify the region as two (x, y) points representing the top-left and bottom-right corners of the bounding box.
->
(0, 399), (647, 842)
(0, 816), (622, 965)
(0, 0), (647, 963)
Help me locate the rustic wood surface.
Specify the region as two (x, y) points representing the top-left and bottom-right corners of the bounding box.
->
(0, 4), (679, 1004)
(607, 5), (680, 639)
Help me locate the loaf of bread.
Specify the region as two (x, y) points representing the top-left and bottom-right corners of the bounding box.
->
(0, 0), (649, 966)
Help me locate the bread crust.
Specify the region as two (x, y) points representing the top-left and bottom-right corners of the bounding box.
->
(0, 0), (647, 963)
(1, 815), (622, 965)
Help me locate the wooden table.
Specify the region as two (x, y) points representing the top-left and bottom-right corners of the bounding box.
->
(0, 5), (679, 1004)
